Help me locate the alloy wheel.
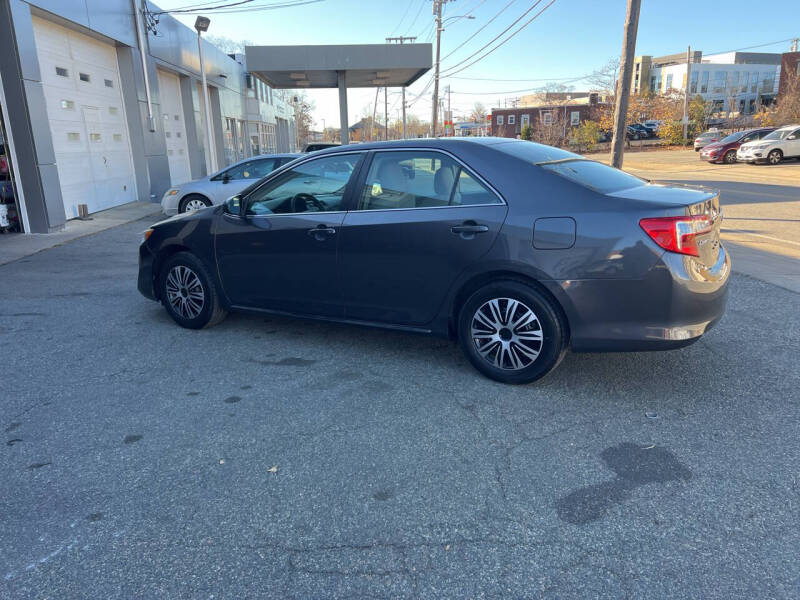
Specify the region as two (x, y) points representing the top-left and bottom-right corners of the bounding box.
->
(165, 265), (205, 319)
(470, 297), (543, 370)
(768, 150), (782, 165)
(184, 198), (208, 212)
(724, 150), (736, 164)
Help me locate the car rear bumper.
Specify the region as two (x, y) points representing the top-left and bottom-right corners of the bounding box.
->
(138, 243), (157, 301)
(558, 244), (730, 352)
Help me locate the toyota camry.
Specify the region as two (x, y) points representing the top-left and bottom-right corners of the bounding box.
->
(138, 138), (729, 384)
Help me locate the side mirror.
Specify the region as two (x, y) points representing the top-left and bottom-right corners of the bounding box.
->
(223, 195), (241, 215)
(788, 135), (797, 140)
(221, 173), (232, 184)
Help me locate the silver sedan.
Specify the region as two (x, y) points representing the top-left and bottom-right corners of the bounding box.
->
(160, 153), (300, 215)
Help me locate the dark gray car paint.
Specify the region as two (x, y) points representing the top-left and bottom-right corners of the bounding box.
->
(139, 137), (729, 351)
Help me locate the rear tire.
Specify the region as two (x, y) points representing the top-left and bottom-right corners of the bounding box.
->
(159, 252), (227, 329)
(179, 194), (211, 213)
(457, 281), (567, 384)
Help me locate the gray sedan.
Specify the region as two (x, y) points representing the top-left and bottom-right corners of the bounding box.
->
(160, 153), (300, 215)
(140, 138), (729, 384)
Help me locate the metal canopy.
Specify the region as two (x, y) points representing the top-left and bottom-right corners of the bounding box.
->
(244, 44), (432, 89)
(244, 44), (432, 145)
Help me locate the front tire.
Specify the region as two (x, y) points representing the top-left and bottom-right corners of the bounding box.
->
(767, 149), (783, 165)
(179, 194), (212, 213)
(457, 281), (567, 384)
(723, 150), (737, 164)
(159, 252), (227, 329)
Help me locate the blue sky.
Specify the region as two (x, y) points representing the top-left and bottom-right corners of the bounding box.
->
(155, 0), (800, 129)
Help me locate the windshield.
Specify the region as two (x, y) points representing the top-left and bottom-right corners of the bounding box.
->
(539, 159), (646, 194)
(763, 128), (795, 141)
(699, 131), (718, 138)
(719, 132), (745, 144)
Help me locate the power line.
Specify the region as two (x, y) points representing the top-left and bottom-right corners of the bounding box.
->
(153, 0), (323, 15)
(388, 0), (415, 37)
(404, 0), (427, 37)
(153, 0), (255, 14)
(440, 0), (557, 77)
(440, 0), (516, 62)
(440, 0), (544, 74)
(704, 37), (798, 56)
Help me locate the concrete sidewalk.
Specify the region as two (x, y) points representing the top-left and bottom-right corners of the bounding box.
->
(0, 201), (162, 265)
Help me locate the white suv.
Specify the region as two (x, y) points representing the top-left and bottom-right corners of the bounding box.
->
(736, 124), (800, 165)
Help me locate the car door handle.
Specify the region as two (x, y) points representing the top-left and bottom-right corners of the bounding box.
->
(451, 223), (489, 234)
(307, 225), (337, 239)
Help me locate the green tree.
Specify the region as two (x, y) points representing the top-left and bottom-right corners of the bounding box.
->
(573, 120), (602, 152)
(520, 124), (533, 141)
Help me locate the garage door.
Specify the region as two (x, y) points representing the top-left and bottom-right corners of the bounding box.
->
(156, 69), (192, 185)
(32, 17), (136, 219)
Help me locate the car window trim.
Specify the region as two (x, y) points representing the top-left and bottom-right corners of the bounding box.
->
(241, 151), (366, 218)
(350, 147), (507, 212)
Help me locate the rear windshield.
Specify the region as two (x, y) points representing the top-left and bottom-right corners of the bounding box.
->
(539, 159), (646, 194)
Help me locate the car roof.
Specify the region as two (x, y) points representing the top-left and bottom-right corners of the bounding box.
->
(775, 124), (800, 130)
(308, 136), (576, 162)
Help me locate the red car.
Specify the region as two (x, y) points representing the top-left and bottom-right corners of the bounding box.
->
(699, 128), (776, 164)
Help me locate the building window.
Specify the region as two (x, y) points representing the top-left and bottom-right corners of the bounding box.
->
(168, 149), (174, 156)
(67, 132), (80, 142)
(61, 100), (75, 110)
(570, 111), (580, 126)
(174, 115), (179, 120)
(113, 134), (122, 142)
(56, 67), (68, 77)
(665, 74), (673, 90)
(507, 115), (515, 125)
(751, 71), (758, 93)
(690, 71), (698, 94)
(496, 115), (504, 125)
(176, 132), (182, 138)
(165, 132), (171, 138)
(740, 72), (749, 93)
(109, 106), (118, 115)
(541, 112), (553, 126)
(700, 71), (709, 93)
(521, 114), (530, 127)
(104, 79), (113, 88)
(79, 73), (91, 83)
(90, 133), (102, 143)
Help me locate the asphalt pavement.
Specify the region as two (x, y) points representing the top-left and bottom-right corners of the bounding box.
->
(1, 212), (799, 599)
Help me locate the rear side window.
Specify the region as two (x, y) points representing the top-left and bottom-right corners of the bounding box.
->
(358, 151), (500, 210)
(539, 160), (646, 194)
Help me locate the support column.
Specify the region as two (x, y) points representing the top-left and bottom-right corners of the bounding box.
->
(338, 70), (349, 145)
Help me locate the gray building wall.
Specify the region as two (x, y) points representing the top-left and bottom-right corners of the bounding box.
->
(0, 0), (296, 233)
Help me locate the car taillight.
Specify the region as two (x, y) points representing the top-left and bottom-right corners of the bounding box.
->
(639, 216), (712, 257)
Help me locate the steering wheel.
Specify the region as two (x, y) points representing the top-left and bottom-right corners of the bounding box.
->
(290, 193), (325, 213)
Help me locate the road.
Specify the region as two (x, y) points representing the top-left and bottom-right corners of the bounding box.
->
(2, 205), (799, 598)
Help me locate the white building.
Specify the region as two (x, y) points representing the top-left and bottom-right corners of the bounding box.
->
(633, 51), (782, 115)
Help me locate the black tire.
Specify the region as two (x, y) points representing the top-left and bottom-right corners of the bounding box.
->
(723, 150), (737, 164)
(767, 149), (783, 165)
(158, 252), (227, 329)
(179, 194), (211, 213)
(457, 280), (567, 384)
(694, 147), (700, 152)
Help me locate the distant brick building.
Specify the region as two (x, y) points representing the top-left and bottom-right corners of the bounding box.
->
(489, 104), (598, 138)
(778, 52), (800, 101)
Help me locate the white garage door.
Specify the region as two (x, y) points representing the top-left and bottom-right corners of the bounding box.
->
(32, 17), (136, 219)
(156, 69), (192, 185)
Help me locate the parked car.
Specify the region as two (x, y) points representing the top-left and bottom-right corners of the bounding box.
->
(303, 143), (340, 152)
(626, 124), (651, 140)
(736, 124), (800, 165)
(138, 138), (729, 384)
(700, 128), (776, 164)
(643, 120), (663, 134)
(694, 130), (723, 151)
(160, 153), (300, 215)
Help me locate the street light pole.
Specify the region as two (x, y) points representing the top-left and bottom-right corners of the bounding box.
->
(195, 16), (217, 174)
(609, 0), (641, 169)
(430, 0), (444, 138)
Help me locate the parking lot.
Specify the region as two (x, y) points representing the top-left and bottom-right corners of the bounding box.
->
(2, 163), (799, 597)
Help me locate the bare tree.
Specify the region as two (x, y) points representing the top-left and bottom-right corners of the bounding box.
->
(203, 35), (254, 55)
(587, 58), (620, 95)
(469, 102), (487, 122)
(290, 92), (315, 149)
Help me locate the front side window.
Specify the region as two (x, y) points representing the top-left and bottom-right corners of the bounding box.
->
(358, 151), (500, 211)
(245, 154), (360, 215)
(225, 158), (277, 181)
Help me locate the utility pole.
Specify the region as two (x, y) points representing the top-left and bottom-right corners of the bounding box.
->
(431, 0), (446, 137)
(610, 0), (641, 169)
(387, 36), (416, 139)
(384, 86), (389, 140)
(791, 38), (799, 52)
(682, 45), (691, 144)
(447, 84), (451, 136)
(372, 87), (380, 141)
